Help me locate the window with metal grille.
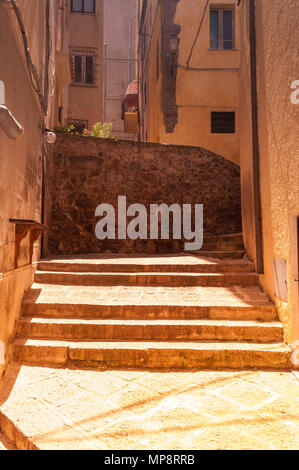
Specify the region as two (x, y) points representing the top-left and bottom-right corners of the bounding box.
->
(211, 112), (235, 133)
(210, 8), (234, 50)
(72, 55), (94, 85)
(71, 0), (95, 13)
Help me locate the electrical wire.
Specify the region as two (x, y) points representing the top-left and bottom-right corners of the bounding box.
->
(0, 0), (51, 115)
(185, 0), (210, 68)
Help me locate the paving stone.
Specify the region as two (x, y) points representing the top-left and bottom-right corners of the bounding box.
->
(0, 366), (298, 450)
(34, 426), (109, 450)
(0, 396), (65, 439)
(109, 382), (163, 415)
(55, 391), (132, 433)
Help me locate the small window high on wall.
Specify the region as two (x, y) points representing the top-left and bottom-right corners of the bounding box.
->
(211, 112), (235, 134)
(71, 0), (95, 13)
(210, 7), (234, 50)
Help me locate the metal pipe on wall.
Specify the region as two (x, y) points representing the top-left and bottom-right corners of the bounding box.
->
(44, 0), (51, 116)
(104, 43), (107, 122)
(128, 16), (136, 84)
(249, 0), (264, 274)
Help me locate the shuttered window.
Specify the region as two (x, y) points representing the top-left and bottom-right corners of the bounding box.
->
(72, 55), (94, 85)
(211, 112), (235, 134)
(74, 56), (83, 83)
(85, 56), (94, 84)
(71, 0), (95, 13)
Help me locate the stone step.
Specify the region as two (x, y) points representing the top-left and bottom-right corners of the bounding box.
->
(13, 339), (292, 371)
(190, 250), (245, 259)
(0, 431), (18, 451)
(0, 411), (37, 451)
(23, 302), (278, 321)
(17, 318), (284, 343)
(201, 242), (244, 251)
(34, 271), (258, 287)
(23, 284), (277, 321)
(37, 259), (254, 274)
(204, 233), (243, 244)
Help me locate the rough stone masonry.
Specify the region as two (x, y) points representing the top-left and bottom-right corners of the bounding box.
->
(46, 133), (242, 255)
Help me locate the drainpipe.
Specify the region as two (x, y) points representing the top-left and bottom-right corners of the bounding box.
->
(128, 16), (136, 84)
(248, 0), (264, 274)
(137, 0), (141, 141)
(104, 43), (107, 122)
(44, 0), (51, 116)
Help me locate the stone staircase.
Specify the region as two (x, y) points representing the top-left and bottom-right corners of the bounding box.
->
(191, 232), (246, 259)
(13, 234), (292, 371)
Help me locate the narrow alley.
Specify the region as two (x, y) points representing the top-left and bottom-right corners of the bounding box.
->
(0, 0), (298, 453)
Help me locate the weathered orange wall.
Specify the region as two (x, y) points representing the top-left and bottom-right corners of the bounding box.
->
(239, 0), (299, 343)
(0, 1), (58, 378)
(66, 0), (104, 128)
(140, 0), (240, 164)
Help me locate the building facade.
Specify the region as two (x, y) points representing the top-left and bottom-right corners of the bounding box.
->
(104, 0), (137, 138)
(238, 0), (299, 346)
(65, 0), (104, 132)
(137, 0), (240, 164)
(0, 0), (68, 378)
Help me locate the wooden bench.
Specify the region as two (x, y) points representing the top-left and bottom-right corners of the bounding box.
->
(9, 219), (48, 269)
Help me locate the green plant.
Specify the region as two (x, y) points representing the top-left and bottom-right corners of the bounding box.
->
(88, 121), (113, 138)
(54, 124), (80, 135)
(54, 122), (116, 139)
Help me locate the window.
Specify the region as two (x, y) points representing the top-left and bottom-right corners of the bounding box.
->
(210, 8), (234, 50)
(211, 112), (235, 133)
(85, 56), (93, 84)
(72, 54), (94, 85)
(71, 0), (95, 13)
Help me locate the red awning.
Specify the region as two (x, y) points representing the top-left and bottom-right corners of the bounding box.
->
(124, 80), (138, 109)
(126, 80), (138, 95)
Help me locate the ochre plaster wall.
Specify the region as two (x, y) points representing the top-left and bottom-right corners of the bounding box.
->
(141, 0), (240, 164)
(0, 2), (52, 378)
(239, 0), (299, 343)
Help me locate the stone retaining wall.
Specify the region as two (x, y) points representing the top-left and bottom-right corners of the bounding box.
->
(47, 134), (241, 254)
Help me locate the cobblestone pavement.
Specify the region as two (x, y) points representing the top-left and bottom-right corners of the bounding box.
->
(0, 365), (298, 450)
